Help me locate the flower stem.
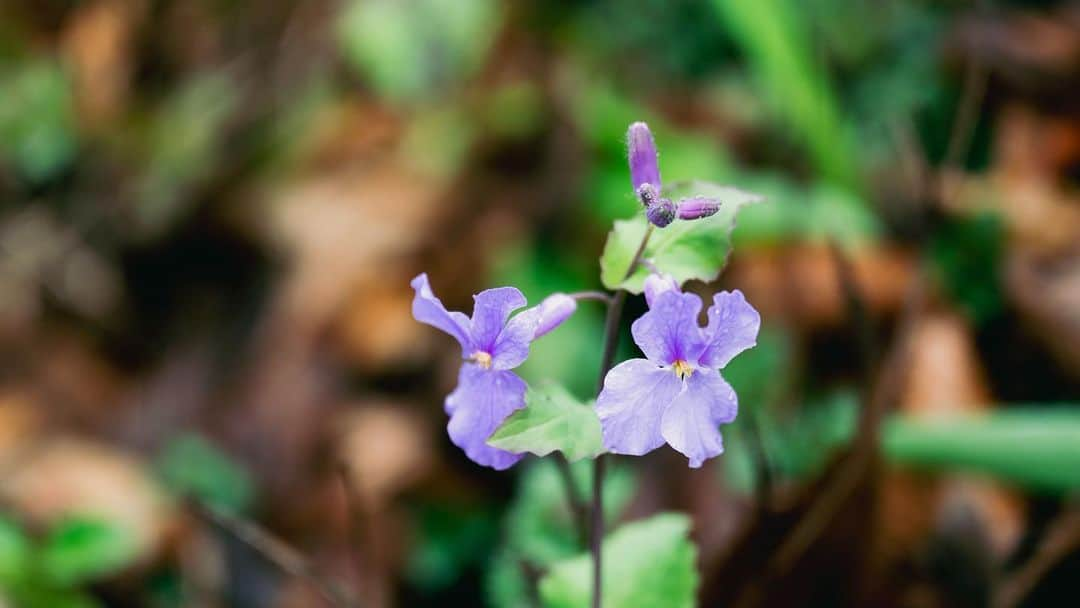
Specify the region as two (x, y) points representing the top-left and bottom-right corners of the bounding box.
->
(590, 225), (653, 608)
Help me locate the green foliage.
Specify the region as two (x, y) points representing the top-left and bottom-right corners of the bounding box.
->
(337, 0), (500, 105)
(0, 60), (76, 182)
(156, 434), (254, 515)
(730, 176), (881, 247)
(136, 74), (237, 236)
(930, 212), (1004, 324)
(405, 503), (498, 592)
(0, 516), (30, 584)
(710, 0), (856, 188)
(486, 460), (636, 607)
(724, 389), (859, 493)
(38, 518), (137, 587)
(489, 383), (604, 462)
(0, 516), (132, 607)
(538, 513), (697, 608)
(883, 407), (1080, 492)
(600, 182), (762, 292)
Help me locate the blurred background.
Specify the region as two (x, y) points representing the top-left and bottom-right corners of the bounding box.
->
(0, 0), (1078, 606)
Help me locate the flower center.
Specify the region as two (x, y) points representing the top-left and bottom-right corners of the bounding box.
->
(470, 351), (493, 369)
(672, 359), (694, 380)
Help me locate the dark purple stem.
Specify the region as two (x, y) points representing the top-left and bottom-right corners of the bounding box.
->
(591, 225), (653, 608)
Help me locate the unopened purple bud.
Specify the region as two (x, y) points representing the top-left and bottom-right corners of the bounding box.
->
(677, 197), (721, 220)
(643, 273), (679, 308)
(646, 198), (676, 227)
(534, 293), (577, 338)
(627, 122), (661, 193)
(637, 183), (659, 208)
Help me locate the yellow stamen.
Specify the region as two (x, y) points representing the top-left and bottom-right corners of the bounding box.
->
(672, 359), (693, 380)
(471, 351), (493, 369)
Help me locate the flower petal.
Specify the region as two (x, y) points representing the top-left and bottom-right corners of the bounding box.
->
(627, 122), (661, 193)
(699, 290), (760, 369)
(631, 290), (706, 365)
(470, 287), (527, 352)
(661, 368), (737, 468)
(411, 273), (472, 353)
(596, 359), (684, 456)
(445, 364), (527, 470)
(643, 273), (679, 309)
(491, 308), (538, 370)
(489, 292), (578, 370)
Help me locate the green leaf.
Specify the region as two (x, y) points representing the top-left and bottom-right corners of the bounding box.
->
(488, 384), (604, 462)
(539, 513), (698, 608)
(0, 60), (76, 182)
(883, 407), (1080, 492)
(710, 0), (857, 188)
(39, 518), (137, 586)
(405, 503), (498, 592)
(3, 584), (102, 608)
(156, 434), (254, 515)
(0, 516), (30, 584)
(337, 0), (499, 104)
(600, 182), (763, 292)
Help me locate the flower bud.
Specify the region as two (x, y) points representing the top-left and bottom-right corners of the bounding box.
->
(533, 293), (577, 338)
(627, 122), (661, 193)
(637, 183), (659, 208)
(643, 273), (679, 308)
(645, 198), (676, 227)
(677, 197), (721, 220)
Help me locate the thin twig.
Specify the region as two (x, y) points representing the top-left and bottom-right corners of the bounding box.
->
(939, 42), (989, 207)
(993, 508), (1080, 608)
(337, 465), (371, 607)
(190, 502), (358, 608)
(567, 291), (614, 304)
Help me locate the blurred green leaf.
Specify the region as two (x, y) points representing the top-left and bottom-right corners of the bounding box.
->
(0, 60), (76, 182)
(487, 459), (636, 608)
(538, 513), (697, 608)
(505, 460), (634, 568)
(731, 178), (881, 247)
(2, 584), (101, 608)
(710, 0), (856, 188)
(883, 407), (1080, 492)
(489, 383), (604, 462)
(137, 73), (237, 236)
(156, 434), (254, 515)
(0, 516), (30, 584)
(929, 212), (1003, 324)
(38, 518), (137, 587)
(723, 389), (858, 494)
(722, 325), (794, 411)
(405, 503), (498, 591)
(337, 0), (499, 105)
(600, 182), (762, 292)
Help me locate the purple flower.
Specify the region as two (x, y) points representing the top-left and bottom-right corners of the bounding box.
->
(411, 274), (574, 469)
(627, 122), (723, 228)
(595, 284), (760, 467)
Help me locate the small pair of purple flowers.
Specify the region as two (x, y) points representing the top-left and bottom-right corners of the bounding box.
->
(411, 273), (576, 469)
(412, 272), (759, 469)
(411, 120), (760, 470)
